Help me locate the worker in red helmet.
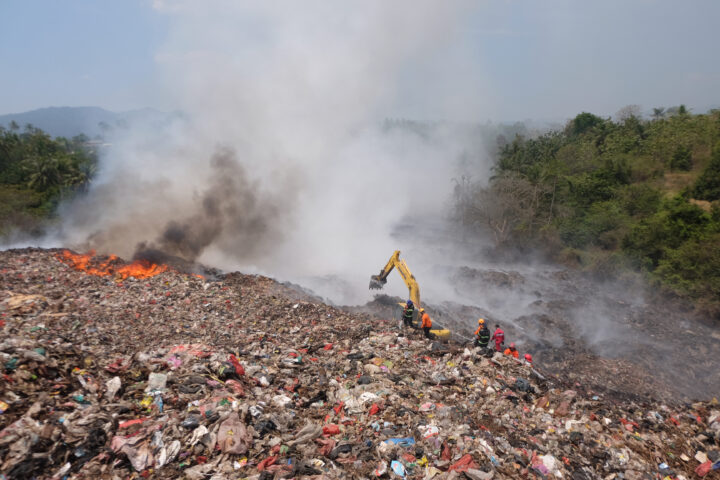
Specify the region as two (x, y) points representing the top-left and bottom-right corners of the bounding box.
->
(491, 324), (505, 351)
(524, 353), (533, 365)
(503, 342), (519, 358)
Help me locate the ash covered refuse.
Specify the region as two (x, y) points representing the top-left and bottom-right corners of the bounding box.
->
(0, 248), (719, 479)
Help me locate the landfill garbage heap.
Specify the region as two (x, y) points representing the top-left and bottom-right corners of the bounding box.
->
(0, 248), (719, 479)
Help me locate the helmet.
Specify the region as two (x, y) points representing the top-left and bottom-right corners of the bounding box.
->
(407, 300), (413, 306)
(478, 318), (485, 325)
(510, 342), (516, 348)
(419, 308), (425, 313)
(524, 353), (532, 362)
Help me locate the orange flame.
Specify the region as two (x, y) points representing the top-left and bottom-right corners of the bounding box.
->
(57, 250), (170, 279)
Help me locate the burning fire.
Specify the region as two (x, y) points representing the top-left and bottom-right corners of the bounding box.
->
(57, 250), (170, 279)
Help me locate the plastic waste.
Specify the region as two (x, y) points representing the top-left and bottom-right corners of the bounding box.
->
(391, 460), (406, 477)
(105, 376), (121, 401)
(217, 413), (252, 454)
(145, 372), (168, 393)
(384, 437), (415, 447)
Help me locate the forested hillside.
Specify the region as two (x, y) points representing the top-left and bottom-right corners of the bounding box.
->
(3, 110), (720, 318)
(0, 123), (98, 236)
(454, 107), (720, 317)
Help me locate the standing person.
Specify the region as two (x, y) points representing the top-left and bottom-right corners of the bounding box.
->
(420, 308), (433, 339)
(402, 300), (415, 328)
(491, 324), (505, 351)
(523, 353), (533, 366)
(503, 342), (519, 358)
(474, 319), (490, 349)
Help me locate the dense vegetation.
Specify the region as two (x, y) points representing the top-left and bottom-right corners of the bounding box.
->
(3, 110), (719, 317)
(455, 107), (720, 317)
(0, 122), (98, 236)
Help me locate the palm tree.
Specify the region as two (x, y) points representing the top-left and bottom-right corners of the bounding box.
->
(26, 156), (61, 192)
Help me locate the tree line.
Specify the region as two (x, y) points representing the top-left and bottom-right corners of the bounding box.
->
(453, 107), (720, 317)
(0, 122), (98, 236)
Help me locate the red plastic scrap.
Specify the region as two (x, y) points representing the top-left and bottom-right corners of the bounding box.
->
(422, 356), (436, 365)
(228, 354), (245, 376)
(695, 461), (712, 477)
(284, 378), (299, 392)
(257, 456), (278, 471)
(441, 441), (452, 461)
(449, 454), (479, 472)
(323, 343), (333, 350)
(323, 424), (341, 435)
(333, 402), (345, 414)
(118, 417), (151, 429)
(105, 358), (128, 373)
(369, 403), (381, 415)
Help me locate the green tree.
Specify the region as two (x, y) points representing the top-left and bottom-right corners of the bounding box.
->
(652, 107), (665, 120)
(693, 143), (720, 200)
(567, 112), (604, 136)
(669, 145), (692, 171)
(26, 157), (61, 192)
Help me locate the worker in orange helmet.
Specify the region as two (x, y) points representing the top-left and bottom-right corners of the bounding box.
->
(420, 308), (433, 339)
(503, 342), (519, 359)
(474, 318), (490, 349)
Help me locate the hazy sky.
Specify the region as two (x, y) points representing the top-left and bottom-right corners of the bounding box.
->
(1, 0), (718, 121)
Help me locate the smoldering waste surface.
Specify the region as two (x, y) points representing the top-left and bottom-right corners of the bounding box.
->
(1, 248), (719, 479)
(356, 262), (720, 404)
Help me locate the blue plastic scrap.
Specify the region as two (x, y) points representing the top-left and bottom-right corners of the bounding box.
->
(384, 437), (415, 447)
(391, 460), (406, 477)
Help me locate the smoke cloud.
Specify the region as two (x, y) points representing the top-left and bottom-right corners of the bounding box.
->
(53, 0), (489, 304)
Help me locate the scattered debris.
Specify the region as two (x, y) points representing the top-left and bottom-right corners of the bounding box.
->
(0, 248), (718, 479)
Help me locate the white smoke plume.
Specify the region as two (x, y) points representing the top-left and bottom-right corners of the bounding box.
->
(54, 1), (490, 304)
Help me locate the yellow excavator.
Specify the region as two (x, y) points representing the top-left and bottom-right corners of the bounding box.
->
(369, 250), (450, 340)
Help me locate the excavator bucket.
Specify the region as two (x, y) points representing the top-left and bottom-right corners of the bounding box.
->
(369, 275), (387, 290)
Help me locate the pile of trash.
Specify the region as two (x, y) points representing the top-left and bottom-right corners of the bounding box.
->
(1, 248), (719, 479)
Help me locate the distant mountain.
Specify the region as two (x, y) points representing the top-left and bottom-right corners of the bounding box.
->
(0, 106), (176, 139)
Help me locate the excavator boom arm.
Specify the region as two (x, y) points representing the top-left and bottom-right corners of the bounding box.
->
(369, 250), (421, 307)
